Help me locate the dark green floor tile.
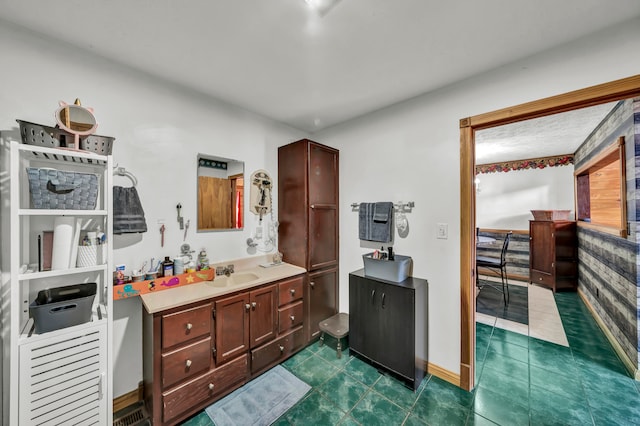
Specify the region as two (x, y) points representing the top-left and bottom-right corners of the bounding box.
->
(487, 339), (528, 363)
(528, 339), (578, 376)
(180, 411), (213, 425)
(350, 390), (408, 426)
(403, 413), (428, 425)
(344, 356), (383, 386)
(411, 386), (468, 426)
(372, 374), (420, 410)
(490, 327), (529, 348)
(584, 384), (640, 417)
(478, 364), (529, 403)
(529, 364), (584, 403)
(590, 403), (640, 425)
(317, 371), (369, 412)
(289, 354), (340, 387)
(317, 345), (352, 368)
(529, 384), (593, 426)
(574, 356), (634, 389)
(338, 415), (360, 426)
(281, 346), (315, 369)
(283, 390), (346, 425)
(476, 323), (494, 340)
(422, 376), (475, 408)
(482, 349), (528, 378)
(465, 412), (499, 426)
(473, 387), (529, 426)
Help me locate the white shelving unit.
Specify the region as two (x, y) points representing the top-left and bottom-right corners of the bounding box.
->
(2, 141), (113, 425)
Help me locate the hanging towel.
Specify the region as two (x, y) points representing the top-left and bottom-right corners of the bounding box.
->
(113, 186), (148, 234)
(359, 202), (394, 243)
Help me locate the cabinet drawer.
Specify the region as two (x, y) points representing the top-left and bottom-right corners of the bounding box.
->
(251, 327), (305, 375)
(163, 354), (247, 423)
(530, 270), (554, 287)
(162, 304), (212, 349)
(278, 301), (303, 334)
(278, 276), (304, 307)
(162, 337), (212, 389)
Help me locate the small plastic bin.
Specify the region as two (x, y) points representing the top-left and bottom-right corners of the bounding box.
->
(76, 244), (107, 267)
(362, 253), (412, 282)
(29, 283), (96, 333)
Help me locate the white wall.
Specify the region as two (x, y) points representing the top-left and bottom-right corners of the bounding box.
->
(0, 21), (305, 400)
(476, 166), (576, 231)
(316, 18), (640, 374)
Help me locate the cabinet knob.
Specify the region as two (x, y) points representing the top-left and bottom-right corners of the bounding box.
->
(311, 205), (315, 209)
(186, 323), (193, 330)
(310, 282), (315, 288)
(290, 288), (296, 296)
(209, 383), (215, 391)
(290, 315), (295, 322)
(251, 302), (257, 309)
(539, 277), (543, 281)
(279, 345), (284, 353)
(185, 359), (192, 368)
(245, 304), (251, 311)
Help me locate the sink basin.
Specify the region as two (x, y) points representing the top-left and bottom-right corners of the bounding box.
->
(207, 272), (260, 288)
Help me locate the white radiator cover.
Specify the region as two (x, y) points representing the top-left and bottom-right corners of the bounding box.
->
(19, 323), (108, 426)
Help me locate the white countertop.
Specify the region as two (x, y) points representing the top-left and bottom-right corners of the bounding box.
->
(140, 256), (306, 313)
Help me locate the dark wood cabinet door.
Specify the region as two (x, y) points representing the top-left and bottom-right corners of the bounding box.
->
(308, 143), (338, 205)
(249, 285), (277, 348)
(214, 292), (250, 365)
(376, 281), (414, 379)
(307, 268), (338, 340)
(530, 221), (554, 275)
(309, 206), (338, 269)
(349, 274), (377, 357)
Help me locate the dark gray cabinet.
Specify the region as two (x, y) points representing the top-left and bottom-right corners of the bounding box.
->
(349, 270), (428, 390)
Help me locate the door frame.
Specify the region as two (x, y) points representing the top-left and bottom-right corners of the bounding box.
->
(458, 74), (640, 391)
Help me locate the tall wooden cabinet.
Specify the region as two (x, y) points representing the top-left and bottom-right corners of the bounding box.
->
(349, 270), (428, 390)
(2, 141), (113, 425)
(278, 139), (339, 342)
(529, 220), (578, 292)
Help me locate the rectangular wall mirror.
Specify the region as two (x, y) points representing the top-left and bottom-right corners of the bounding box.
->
(197, 154), (244, 231)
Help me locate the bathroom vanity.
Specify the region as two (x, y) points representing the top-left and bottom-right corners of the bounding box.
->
(141, 259), (306, 425)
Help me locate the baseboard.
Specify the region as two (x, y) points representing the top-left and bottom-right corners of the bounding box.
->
(578, 289), (639, 379)
(426, 360), (460, 387)
(113, 382), (144, 413)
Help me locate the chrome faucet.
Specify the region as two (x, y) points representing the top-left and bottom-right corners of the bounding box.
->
(216, 264), (235, 277)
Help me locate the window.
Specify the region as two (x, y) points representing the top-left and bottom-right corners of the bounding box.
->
(574, 136), (627, 237)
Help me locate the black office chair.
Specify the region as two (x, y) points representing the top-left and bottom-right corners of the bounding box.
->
(476, 231), (512, 305)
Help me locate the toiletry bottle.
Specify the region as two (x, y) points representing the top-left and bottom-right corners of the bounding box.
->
(161, 256), (174, 277)
(388, 246), (394, 261)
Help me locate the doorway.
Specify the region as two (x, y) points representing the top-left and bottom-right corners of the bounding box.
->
(458, 74), (640, 391)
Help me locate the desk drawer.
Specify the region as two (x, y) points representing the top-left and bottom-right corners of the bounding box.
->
(530, 270), (554, 287)
(163, 354), (247, 423)
(278, 276), (304, 307)
(162, 303), (212, 349)
(278, 301), (303, 334)
(162, 337), (212, 389)
(251, 327), (305, 375)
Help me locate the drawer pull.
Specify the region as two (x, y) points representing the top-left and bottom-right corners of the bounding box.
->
(251, 302), (257, 309)
(290, 315), (295, 322)
(539, 277), (543, 281)
(185, 359), (192, 368)
(310, 282), (315, 288)
(290, 289), (296, 296)
(208, 383), (215, 391)
(186, 323), (193, 331)
(245, 304), (251, 311)
(279, 345), (284, 354)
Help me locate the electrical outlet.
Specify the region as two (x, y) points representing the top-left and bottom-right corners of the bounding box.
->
(437, 223), (448, 239)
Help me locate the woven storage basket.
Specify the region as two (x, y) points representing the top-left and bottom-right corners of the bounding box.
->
(27, 167), (99, 210)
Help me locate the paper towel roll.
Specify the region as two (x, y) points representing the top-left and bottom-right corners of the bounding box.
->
(51, 217), (76, 270)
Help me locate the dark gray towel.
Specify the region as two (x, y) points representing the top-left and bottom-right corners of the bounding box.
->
(359, 202), (394, 243)
(113, 186), (147, 234)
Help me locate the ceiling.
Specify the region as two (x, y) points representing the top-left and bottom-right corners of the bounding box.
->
(1, 1), (639, 137)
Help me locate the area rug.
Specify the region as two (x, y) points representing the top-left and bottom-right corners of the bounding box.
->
(205, 365), (310, 426)
(476, 281), (529, 325)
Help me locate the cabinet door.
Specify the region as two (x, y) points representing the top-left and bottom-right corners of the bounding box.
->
(215, 292), (250, 365)
(530, 221), (554, 276)
(348, 275), (378, 357)
(307, 268), (338, 340)
(249, 285), (277, 348)
(309, 206), (338, 269)
(308, 143), (338, 205)
(376, 282), (414, 379)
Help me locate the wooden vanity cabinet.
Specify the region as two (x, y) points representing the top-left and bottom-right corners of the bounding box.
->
(143, 274), (306, 425)
(278, 139), (339, 343)
(529, 220), (578, 292)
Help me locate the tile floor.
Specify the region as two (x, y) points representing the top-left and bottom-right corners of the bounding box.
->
(182, 290), (640, 425)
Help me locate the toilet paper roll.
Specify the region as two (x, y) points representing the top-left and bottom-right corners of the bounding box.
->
(51, 217), (76, 270)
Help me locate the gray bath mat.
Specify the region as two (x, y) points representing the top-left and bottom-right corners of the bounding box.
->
(205, 364), (310, 426)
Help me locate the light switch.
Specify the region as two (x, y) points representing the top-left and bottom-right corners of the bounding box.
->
(437, 223), (448, 239)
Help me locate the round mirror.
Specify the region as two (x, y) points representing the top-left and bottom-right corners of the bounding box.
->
(55, 103), (98, 136)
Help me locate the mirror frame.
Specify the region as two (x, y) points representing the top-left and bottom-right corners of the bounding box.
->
(197, 154), (245, 232)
